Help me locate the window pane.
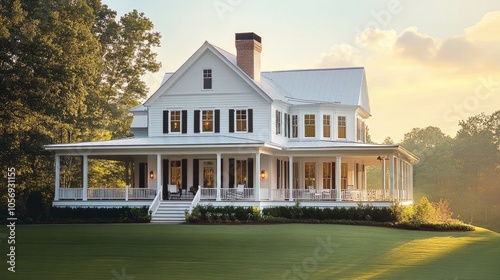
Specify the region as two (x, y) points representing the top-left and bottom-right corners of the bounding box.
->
(170, 111), (181, 133)
(203, 69), (212, 89)
(304, 114), (315, 137)
(236, 110), (247, 132)
(304, 162), (315, 188)
(323, 162), (332, 189)
(292, 115), (298, 138)
(323, 115), (330, 138)
(170, 160), (182, 187)
(338, 116), (346, 138)
(236, 160), (247, 185)
(276, 110), (281, 135)
(202, 110), (213, 132)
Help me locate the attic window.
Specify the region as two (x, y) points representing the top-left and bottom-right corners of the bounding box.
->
(203, 69), (212, 89)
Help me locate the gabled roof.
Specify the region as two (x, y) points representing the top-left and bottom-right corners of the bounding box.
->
(262, 68), (371, 114)
(143, 41), (274, 106)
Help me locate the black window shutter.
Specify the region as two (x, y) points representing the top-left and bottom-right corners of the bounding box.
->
(181, 110), (187, 134)
(163, 159), (169, 199)
(229, 158), (235, 188)
(163, 110), (169, 133)
(248, 109), (253, 132)
(193, 159), (199, 187)
(247, 158), (254, 188)
(182, 159), (188, 190)
(220, 158), (224, 187)
(332, 162), (336, 189)
(229, 109), (235, 133)
(215, 109), (220, 133)
(194, 110), (200, 133)
(139, 163), (146, 188)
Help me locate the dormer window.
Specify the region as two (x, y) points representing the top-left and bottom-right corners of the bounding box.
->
(203, 69), (212, 89)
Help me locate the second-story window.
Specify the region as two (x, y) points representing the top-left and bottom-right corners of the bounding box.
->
(292, 115), (298, 138)
(170, 111), (181, 133)
(338, 116), (346, 138)
(236, 110), (247, 132)
(323, 115), (331, 138)
(202, 110), (214, 132)
(304, 114), (315, 137)
(276, 110), (282, 135)
(203, 69), (212, 89)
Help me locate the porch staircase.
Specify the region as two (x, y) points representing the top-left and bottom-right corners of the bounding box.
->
(151, 200), (191, 223)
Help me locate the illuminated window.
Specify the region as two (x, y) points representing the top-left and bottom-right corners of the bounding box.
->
(202, 110), (214, 132)
(170, 111), (181, 133)
(323, 162), (332, 189)
(304, 162), (316, 188)
(236, 160), (247, 185)
(304, 114), (315, 137)
(236, 110), (247, 132)
(338, 116), (346, 138)
(323, 115), (331, 138)
(170, 160), (182, 187)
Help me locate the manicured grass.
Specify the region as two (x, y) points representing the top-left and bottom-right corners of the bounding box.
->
(1, 224), (499, 279)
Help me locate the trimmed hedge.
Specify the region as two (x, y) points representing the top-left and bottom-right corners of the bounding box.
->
(44, 206), (151, 224)
(186, 205), (260, 223)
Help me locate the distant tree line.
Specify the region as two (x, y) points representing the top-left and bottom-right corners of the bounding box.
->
(388, 111), (499, 230)
(0, 0), (161, 218)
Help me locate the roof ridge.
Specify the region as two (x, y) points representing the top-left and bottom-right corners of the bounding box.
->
(262, 67), (364, 74)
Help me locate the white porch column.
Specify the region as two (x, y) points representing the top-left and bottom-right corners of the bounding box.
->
(335, 156), (342, 201)
(288, 156), (294, 201)
(156, 154), (162, 200)
(54, 155), (60, 201)
(389, 156), (394, 198)
(216, 153), (221, 201)
(255, 152), (261, 201)
(82, 155), (88, 201)
(381, 158), (386, 199)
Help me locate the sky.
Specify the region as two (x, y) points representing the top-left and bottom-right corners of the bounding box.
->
(102, 0), (500, 143)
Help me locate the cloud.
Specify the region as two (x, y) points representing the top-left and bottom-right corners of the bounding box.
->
(465, 11), (500, 42)
(357, 28), (397, 50)
(316, 44), (362, 68)
(394, 27), (437, 61)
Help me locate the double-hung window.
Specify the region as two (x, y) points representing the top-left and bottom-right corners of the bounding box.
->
(236, 110), (247, 132)
(203, 69), (212, 89)
(304, 114), (315, 138)
(323, 115), (331, 138)
(338, 116), (346, 138)
(202, 110), (214, 132)
(276, 110), (282, 135)
(292, 115), (298, 138)
(170, 111), (181, 133)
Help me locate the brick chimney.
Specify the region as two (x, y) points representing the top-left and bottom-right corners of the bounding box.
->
(235, 32), (262, 82)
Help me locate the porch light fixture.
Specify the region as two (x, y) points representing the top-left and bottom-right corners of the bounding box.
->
(149, 170), (154, 179)
(260, 170), (266, 179)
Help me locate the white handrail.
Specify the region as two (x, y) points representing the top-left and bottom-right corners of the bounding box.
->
(188, 188), (201, 215)
(148, 187), (162, 216)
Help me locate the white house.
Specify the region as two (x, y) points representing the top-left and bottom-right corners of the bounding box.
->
(45, 33), (418, 222)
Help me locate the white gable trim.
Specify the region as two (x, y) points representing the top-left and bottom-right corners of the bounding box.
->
(144, 42), (272, 107)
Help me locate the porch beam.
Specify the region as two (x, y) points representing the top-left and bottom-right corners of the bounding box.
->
(216, 153), (221, 201)
(288, 156), (293, 201)
(156, 154), (162, 200)
(82, 155), (88, 201)
(336, 156), (341, 201)
(255, 152), (261, 201)
(54, 155), (60, 201)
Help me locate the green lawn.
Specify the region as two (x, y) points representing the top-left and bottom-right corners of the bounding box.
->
(1, 224), (499, 279)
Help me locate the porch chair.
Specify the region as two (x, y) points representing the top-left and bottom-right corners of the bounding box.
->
(168, 184), (182, 200)
(235, 184), (245, 199)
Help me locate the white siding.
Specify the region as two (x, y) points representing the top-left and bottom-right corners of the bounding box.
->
(148, 50), (271, 141)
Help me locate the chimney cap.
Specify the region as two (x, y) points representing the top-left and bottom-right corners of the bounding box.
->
(235, 32), (261, 43)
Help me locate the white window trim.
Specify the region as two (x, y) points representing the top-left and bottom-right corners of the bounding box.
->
(304, 113), (316, 138)
(170, 110), (182, 134)
(291, 115), (298, 138)
(276, 110), (282, 136)
(201, 109), (214, 133)
(234, 109), (248, 133)
(202, 69), (213, 91)
(322, 114), (332, 139)
(336, 115), (348, 140)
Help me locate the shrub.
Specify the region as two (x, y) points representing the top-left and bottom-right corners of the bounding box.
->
(48, 206), (151, 223)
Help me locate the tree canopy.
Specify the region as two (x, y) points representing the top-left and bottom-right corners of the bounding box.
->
(0, 0), (161, 215)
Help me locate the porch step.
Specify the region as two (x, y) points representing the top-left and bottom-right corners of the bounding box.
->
(151, 201), (192, 223)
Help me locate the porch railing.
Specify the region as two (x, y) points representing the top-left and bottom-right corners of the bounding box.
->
(148, 187), (162, 216)
(199, 188), (255, 200)
(58, 187), (156, 200)
(200, 188), (216, 200)
(188, 189), (201, 215)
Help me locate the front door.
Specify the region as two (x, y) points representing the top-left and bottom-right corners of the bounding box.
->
(201, 160), (216, 188)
